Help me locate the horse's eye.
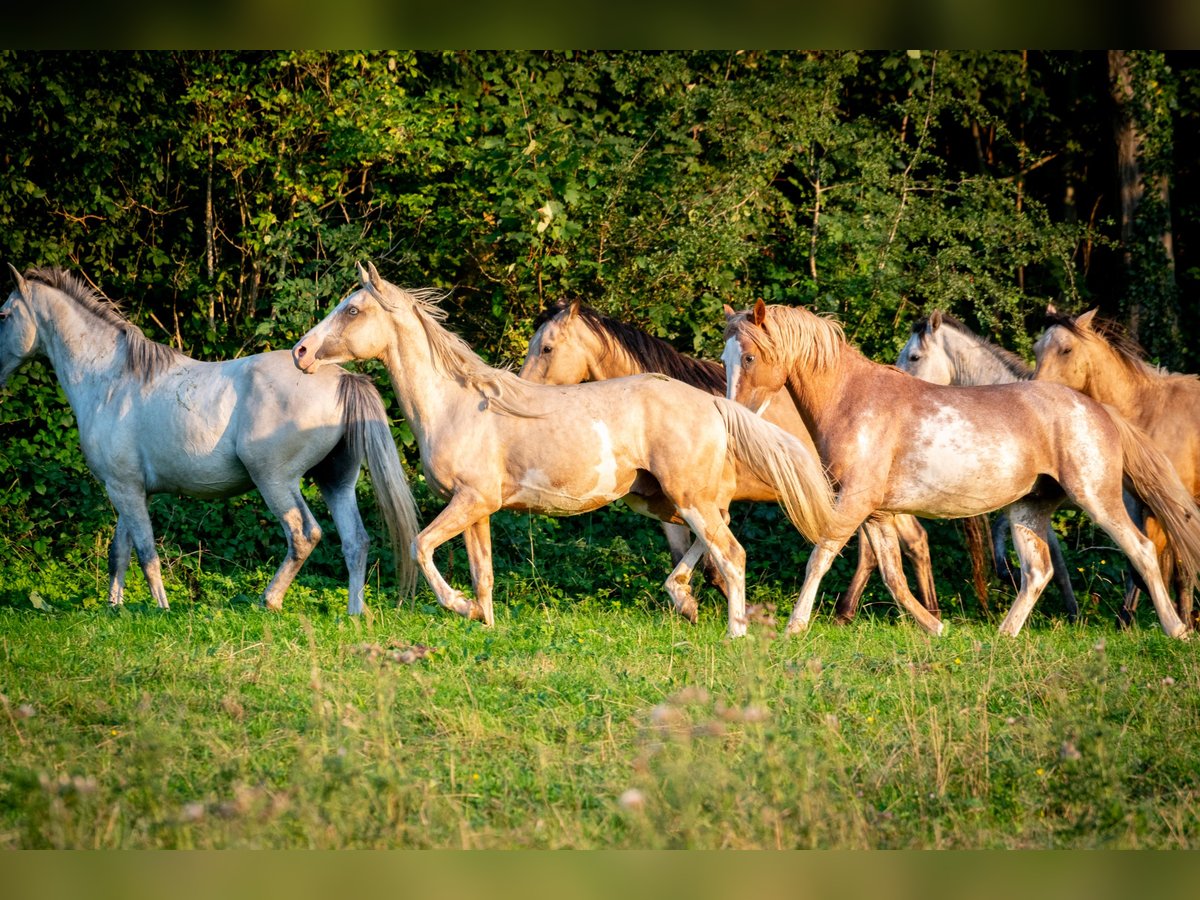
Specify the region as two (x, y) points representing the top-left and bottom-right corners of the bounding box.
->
(743, 354), (755, 365)
(346, 305), (360, 317)
(909, 353), (920, 362)
(541, 345), (553, 355)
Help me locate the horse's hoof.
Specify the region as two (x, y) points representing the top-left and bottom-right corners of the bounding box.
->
(1115, 611), (1133, 630)
(467, 602), (487, 623)
(833, 615), (853, 627)
(784, 621), (808, 636)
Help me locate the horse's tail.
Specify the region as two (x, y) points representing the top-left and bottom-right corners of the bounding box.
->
(338, 374), (421, 597)
(716, 398), (838, 544)
(1111, 408), (1200, 591)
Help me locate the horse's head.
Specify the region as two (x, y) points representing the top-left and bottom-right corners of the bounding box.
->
(519, 300), (593, 384)
(1032, 307), (1098, 392)
(722, 299), (789, 414)
(293, 261), (399, 373)
(896, 310), (954, 384)
(0, 264), (40, 388)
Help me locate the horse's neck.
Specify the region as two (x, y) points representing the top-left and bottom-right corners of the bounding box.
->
(588, 338), (640, 380)
(945, 329), (1028, 385)
(782, 348), (857, 431)
(32, 291), (128, 407)
(379, 318), (499, 445)
(1085, 348), (1153, 422)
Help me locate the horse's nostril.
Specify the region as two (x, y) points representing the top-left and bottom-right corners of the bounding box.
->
(297, 345), (307, 357)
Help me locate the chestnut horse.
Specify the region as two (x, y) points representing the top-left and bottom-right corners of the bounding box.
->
(897, 310), (1079, 621)
(725, 300), (1200, 639)
(519, 299), (940, 623)
(1034, 307), (1200, 626)
(293, 265), (838, 638)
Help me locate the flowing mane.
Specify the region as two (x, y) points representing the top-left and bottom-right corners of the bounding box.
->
(376, 282), (541, 417)
(725, 304), (846, 373)
(1047, 309), (1198, 386)
(25, 265), (183, 382)
(915, 312), (1032, 381)
(536, 300), (726, 392)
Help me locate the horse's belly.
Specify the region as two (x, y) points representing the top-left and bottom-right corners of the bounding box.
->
(505, 469), (637, 516)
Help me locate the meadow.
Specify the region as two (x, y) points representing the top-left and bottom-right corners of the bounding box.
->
(1, 502), (1197, 850)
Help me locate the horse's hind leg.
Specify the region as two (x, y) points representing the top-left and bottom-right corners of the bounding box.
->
(861, 516), (944, 635)
(255, 481), (323, 611)
(896, 514), (939, 617)
(997, 501), (1059, 637)
(834, 529), (876, 624)
(106, 485), (169, 609)
(663, 536), (708, 624)
(465, 519), (495, 626)
(314, 475), (370, 616)
(664, 521), (729, 600)
(676, 506), (747, 638)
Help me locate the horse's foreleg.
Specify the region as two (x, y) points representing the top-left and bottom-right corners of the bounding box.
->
(464, 518), (495, 626)
(787, 531), (856, 634)
(413, 491), (494, 622)
(997, 502), (1057, 637)
(106, 486), (169, 609)
(862, 517), (944, 636)
(833, 529), (875, 624)
(256, 483), (322, 611)
(677, 506), (746, 638)
(316, 479), (370, 616)
(896, 514), (939, 617)
(1097, 512), (1186, 638)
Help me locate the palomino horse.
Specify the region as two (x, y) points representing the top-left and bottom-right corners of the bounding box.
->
(897, 310), (1079, 621)
(292, 264), (838, 638)
(520, 299), (941, 623)
(0, 265), (419, 614)
(1034, 307), (1200, 626)
(724, 300), (1200, 639)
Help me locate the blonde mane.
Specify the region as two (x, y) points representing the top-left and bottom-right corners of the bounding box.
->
(381, 283), (545, 418)
(726, 304), (847, 373)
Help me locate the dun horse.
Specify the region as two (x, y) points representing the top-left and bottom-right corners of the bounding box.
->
(724, 300), (1200, 639)
(0, 265), (419, 614)
(1034, 307), (1200, 626)
(897, 310), (1079, 621)
(292, 264), (838, 638)
(520, 299), (941, 623)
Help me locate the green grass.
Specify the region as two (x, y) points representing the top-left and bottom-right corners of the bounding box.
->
(1, 505), (1198, 849)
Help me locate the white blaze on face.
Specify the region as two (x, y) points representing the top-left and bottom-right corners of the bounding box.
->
(722, 336), (742, 401)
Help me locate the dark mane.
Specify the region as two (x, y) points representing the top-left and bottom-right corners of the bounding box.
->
(541, 300), (726, 393)
(25, 266), (183, 382)
(917, 311), (1031, 380)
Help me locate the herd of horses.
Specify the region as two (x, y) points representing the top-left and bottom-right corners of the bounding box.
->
(3, 261), (1199, 641)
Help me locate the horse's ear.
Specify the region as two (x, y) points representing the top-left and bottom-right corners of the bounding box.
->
(7, 263), (28, 299)
(1076, 308), (1098, 331)
(752, 299), (767, 329)
(365, 261), (383, 291)
(567, 299), (580, 321)
(356, 261), (371, 288)
(1045, 302), (1058, 316)
(723, 303), (737, 320)
(928, 309), (943, 332)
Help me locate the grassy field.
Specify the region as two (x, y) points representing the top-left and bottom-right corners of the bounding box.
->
(1, 504), (1198, 849)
